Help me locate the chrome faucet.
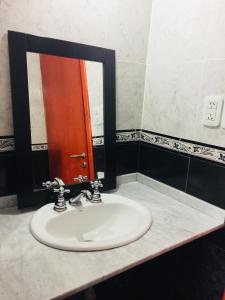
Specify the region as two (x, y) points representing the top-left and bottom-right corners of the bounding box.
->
(69, 179), (103, 206)
(42, 177), (70, 212)
(69, 189), (92, 207)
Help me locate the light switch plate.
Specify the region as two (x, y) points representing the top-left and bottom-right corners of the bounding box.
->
(202, 95), (223, 127)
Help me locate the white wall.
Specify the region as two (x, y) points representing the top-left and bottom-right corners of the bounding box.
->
(142, 0), (225, 147)
(3, 1), (225, 147)
(85, 61), (103, 137)
(27, 52), (47, 145)
(0, 0), (153, 136)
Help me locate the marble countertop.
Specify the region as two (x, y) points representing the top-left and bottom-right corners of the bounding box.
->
(0, 175), (224, 300)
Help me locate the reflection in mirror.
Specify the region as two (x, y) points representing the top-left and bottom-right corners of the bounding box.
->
(26, 52), (104, 190)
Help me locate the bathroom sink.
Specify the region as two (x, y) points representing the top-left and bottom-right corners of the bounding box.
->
(30, 194), (152, 251)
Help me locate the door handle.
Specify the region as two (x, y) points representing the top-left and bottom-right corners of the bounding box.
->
(69, 152), (86, 159)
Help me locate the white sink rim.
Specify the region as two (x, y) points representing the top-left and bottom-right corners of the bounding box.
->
(30, 193), (152, 251)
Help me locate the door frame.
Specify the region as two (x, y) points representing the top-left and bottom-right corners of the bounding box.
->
(8, 30), (116, 208)
(79, 60), (95, 181)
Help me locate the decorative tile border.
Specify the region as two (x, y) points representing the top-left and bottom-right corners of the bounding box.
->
(116, 130), (139, 142)
(31, 139), (105, 149)
(32, 144), (48, 151)
(1, 130), (225, 165)
(0, 138), (15, 152)
(139, 131), (225, 165)
(92, 136), (104, 146)
(140, 131), (176, 150)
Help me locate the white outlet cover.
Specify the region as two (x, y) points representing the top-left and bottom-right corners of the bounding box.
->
(202, 96), (224, 127)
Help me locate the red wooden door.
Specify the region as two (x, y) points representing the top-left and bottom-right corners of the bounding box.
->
(40, 54), (95, 185)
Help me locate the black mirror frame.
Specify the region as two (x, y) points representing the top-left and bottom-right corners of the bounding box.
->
(8, 31), (116, 209)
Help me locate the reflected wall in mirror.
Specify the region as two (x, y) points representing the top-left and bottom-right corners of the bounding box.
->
(26, 52), (104, 190)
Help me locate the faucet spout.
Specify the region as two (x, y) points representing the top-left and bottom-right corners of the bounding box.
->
(69, 190), (92, 207)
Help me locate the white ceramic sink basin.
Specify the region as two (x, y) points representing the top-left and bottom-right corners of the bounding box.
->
(30, 193), (152, 251)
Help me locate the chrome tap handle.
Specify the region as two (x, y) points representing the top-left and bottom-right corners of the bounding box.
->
(53, 186), (70, 212)
(53, 187), (70, 194)
(74, 175), (88, 183)
(90, 180), (103, 203)
(42, 180), (53, 188)
(42, 178), (68, 212)
(42, 177), (65, 188)
(90, 180), (103, 189)
(54, 177), (65, 186)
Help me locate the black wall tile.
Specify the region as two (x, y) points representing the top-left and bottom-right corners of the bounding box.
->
(116, 142), (139, 176)
(0, 152), (17, 196)
(138, 142), (189, 191)
(93, 145), (105, 173)
(186, 157), (225, 209)
(32, 150), (50, 190)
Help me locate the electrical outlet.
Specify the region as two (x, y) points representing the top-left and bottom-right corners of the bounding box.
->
(202, 95), (225, 128)
(207, 100), (217, 109)
(206, 112), (216, 121)
(202, 96), (223, 127)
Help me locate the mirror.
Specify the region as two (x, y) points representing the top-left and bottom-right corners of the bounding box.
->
(8, 31), (116, 208)
(27, 53), (104, 190)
